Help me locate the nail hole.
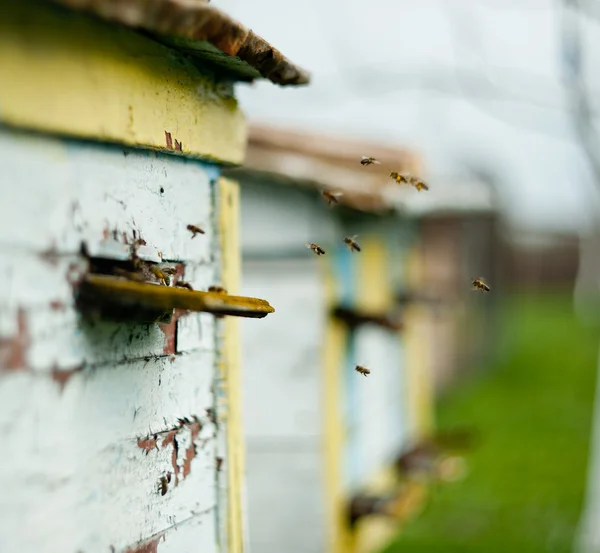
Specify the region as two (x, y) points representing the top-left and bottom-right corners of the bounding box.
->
(160, 187), (165, 195)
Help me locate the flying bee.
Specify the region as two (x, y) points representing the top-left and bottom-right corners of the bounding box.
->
(409, 177), (429, 192)
(344, 235), (361, 252)
(158, 474), (170, 496)
(361, 156), (381, 166)
(322, 189), (343, 207)
(472, 277), (490, 293)
(187, 224), (205, 238)
(390, 171), (409, 184)
(355, 365), (371, 377)
(208, 285), (227, 294)
(305, 242), (326, 256)
(175, 281), (194, 291)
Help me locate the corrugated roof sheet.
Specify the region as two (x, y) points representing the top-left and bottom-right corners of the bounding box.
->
(48, 0), (310, 86)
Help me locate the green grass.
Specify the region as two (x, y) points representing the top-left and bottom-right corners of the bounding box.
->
(385, 293), (600, 553)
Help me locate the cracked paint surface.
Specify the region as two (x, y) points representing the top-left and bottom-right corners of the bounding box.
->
(0, 126), (225, 553)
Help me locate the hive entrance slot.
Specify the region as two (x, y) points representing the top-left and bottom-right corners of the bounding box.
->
(76, 256), (275, 324)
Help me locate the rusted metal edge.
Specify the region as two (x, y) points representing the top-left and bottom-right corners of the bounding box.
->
(79, 274), (275, 319)
(47, 0), (310, 86)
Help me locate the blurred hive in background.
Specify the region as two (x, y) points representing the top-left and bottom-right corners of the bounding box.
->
(224, 125), (500, 553)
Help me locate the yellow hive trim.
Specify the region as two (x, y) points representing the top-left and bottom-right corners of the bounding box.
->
(0, 0), (246, 164)
(218, 177), (246, 553)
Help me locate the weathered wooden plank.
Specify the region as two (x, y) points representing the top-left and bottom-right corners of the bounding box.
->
(354, 325), (407, 483)
(240, 258), (325, 439)
(0, 0), (246, 164)
(239, 180), (341, 256)
(0, 127), (218, 263)
(245, 448), (326, 553)
(131, 512), (218, 553)
(0, 351), (219, 553)
(0, 248), (219, 369)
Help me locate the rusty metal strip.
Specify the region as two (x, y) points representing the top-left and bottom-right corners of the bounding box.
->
(47, 0), (310, 86)
(79, 274), (275, 319)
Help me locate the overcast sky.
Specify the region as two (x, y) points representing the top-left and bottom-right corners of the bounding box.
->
(215, 0), (600, 233)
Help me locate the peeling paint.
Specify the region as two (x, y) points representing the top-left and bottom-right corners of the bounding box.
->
(182, 420), (202, 478)
(137, 435), (159, 455)
(0, 309), (28, 371)
(51, 364), (84, 392)
(162, 429), (180, 485)
(124, 536), (160, 553)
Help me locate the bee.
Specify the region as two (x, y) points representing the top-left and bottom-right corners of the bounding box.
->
(158, 474), (170, 496)
(150, 265), (171, 286)
(187, 224), (205, 238)
(408, 177), (429, 192)
(361, 156), (381, 166)
(305, 242), (326, 256)
(344, 235), (361, 252)
(208, 285), (227, 294)
(355, 365), (371, 377)
(321, 189), (343, 207)
(472, 277), (490, 293)
(175, 281), (194, 291)
(390, 171), (409, 184)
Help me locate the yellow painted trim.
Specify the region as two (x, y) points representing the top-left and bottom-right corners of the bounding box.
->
(0, 0), (246, 164)
(355, 236), (392, 311)
(322, 261), (353, 553)
(404, 246), (434, 437)
(219, 177), (245, 553)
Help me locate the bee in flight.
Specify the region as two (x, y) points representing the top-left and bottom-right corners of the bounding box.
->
(361, 156), (381, 166)
(390, 171), (409, 184)
(306, 242), (326, 256)
(355, 365), (371, 377)
(472, 277), (490, 293)
(408, 177), (429, 192)
(187, 224), (205, 238)
(208, 285), (227, 294)
(322, 189), (343, 207)
(344, 235), (361, 252)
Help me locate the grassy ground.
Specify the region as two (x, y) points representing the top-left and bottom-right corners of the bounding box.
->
(385, 293), (600, 553)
